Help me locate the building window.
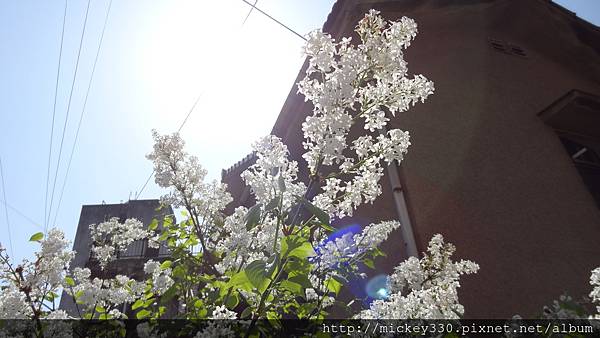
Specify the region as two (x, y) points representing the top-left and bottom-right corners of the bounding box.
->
(489, 38), (508, 53)
(488, 38), (527, 57)
(509, 44), (527, 57)
(560, 137), (600, 165)
(557, 136), (600, 208)
(539, 90), (600, 209)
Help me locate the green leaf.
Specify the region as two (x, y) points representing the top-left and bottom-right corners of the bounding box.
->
(64, 276), (75, 287)
(300, 198), (330, 226)
(136, 309), (151, 319)
(160, 260), (172, 270)
(172, 265), (186, 279)
(159, 231), (169, 241)
(144, 299), (154, 308)
(161, 285), (178, 302)
(245, 260), (268, 290)
(288, 274), (312, 289)
(363, 258), (375, 269)
(327, 276), (344, 295)
(29, 232), (43, 242)
(373, 247), (387, 258)
(280, 280), (303, 296)
(288, 242), (315, 259)
(193, 299), (203, 309)
(266, 255), (279, 279)
(225, 293), (239, 309)
(197, 274), (213, 284)
(131, 299), (145, 310)
(245, 204), (262, 230)
(283, 256), (311, 275)
(320, 222), (335, 232)
(148, 219), (158, 231)
(280, 235), (304, 258)
(266, 311), (279, 320)
(281, 235), (315, 259)
(46, 291), (58, 302)
(241, 307), (253, 319)
(226, 271), (253, 292)
(163, 216), (174, 228)
(331, 274), (348, 284)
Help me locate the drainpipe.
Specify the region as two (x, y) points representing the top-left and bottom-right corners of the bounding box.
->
(387, 159), (419, 258)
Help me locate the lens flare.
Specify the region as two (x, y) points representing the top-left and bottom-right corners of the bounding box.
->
(366, 274), (389, 300)
(324, 224), (361, 243)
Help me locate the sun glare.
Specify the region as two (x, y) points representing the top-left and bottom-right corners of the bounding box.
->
(135, 1), (307, 179)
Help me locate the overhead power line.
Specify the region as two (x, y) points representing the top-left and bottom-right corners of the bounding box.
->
(0, 199), (41, 230)
(46, 0), (92, 233)
(134, 1), (261, 200)
(240, 0), (306, 41)
(133, 88), (205, 201)
(0, 157), (13, 257)
(51, 0), (114, 228)
(241, 0), (258, 26)
(44, 0), (69, 236)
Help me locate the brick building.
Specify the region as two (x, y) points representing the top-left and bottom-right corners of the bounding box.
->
(222, 0), (600, 318)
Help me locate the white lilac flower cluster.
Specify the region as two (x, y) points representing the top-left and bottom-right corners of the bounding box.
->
(215, 206), (261, 273)
(36, 229), (75, 288)
(68, 262), (170, 318)
(298, 10), (434, 220)
(305, 221), (401, 312)
(590, 267), (600, 319)
(217, 136), (307, 273)
(90, 217), (159, 269)
(0, 229), (74, 319)
(0, 285), (31, 319)
(67, 267), (146, 318)
(305, 282), (335, 310)
(216, 206), (286, 274)
(241, 135), (307, 211)
(147, 130), (232, 251)
(194, 322), (235, 338)
(358, 234), (479, 319)
(314, 220), (400, 271)
(146, 130), (232, 216)
(210, 305), (238, 319)
(144, 260), (174, 295)
(541, 294), (584, 319)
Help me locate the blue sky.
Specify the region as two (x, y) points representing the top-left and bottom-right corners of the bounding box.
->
(0, 0), (599, 263)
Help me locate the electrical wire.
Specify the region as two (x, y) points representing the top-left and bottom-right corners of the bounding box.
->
(134, 1), (260, 200)
(133, 91), (205, 201)
(0, 199), (41, 230)
(241, 0), (258, 26)
(134, 1), (305, 200)
(0, 156), (14, 257)
(240, 0), (306, 41)
(51, 0), (114, 228)
(44, 0), (69, 234)
(46, 0), (92, 233)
